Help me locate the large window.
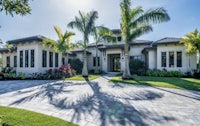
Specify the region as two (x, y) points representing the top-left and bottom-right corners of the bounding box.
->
(169, 52), (174, 67)
(161, 52), (166, 67)
(62, 58), (65, 65)
(42, 50), (47, 67)
(20, 51), (23, 67)
(177, 52), (182, 67)
(14, 56), (17, 67)
(55, 53), (58, 67)
(6, 56), (10, 67)
(93, 57), (100, 66)
(31, 50), (35, 67)
(49, 52), (53, 67)
(25, 50), (29, 67)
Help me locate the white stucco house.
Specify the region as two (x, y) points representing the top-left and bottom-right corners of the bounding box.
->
(0, 29), (197, 76)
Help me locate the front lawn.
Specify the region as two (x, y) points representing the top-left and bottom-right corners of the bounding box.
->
(0, 106), (77, 126)
(111, 75), (200, 91)
(66, 74), (101, 81)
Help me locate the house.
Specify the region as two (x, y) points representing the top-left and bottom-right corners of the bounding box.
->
(0, 30), (197, 76)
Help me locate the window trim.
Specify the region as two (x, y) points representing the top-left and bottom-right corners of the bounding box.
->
(25, 50), (29, 67)
(6, 56), (10, 67)
(49, 51), (53, 67)
(177, 51), (182, 67)
(55, 53), (59, 67)
(14, 56), (17, 67)
(20, 50), (23, 68)
(169, 51), (174, 68)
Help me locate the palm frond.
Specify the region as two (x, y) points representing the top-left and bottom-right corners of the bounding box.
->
(135, 8), (170, 25)
(54, 26), (64, 41)
(129, 25), (153, 41)
(42, 38), (57, 49)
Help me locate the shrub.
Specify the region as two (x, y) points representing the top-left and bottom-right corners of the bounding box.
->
(146, 69), (182, 77)
(18, 72), (26, 80)
(129, 59), (145, 75)
(70, 59), (83, 74)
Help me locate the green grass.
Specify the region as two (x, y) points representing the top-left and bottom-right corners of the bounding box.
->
(66, 74), (101, 81)
(111, 75), (200, 91)
(0, 106), (77, 126)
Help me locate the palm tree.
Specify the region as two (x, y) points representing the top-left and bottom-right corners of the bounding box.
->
(43, 26), (75, 65)
(92, 26), (116, 73)
(180, 29), (200, 72)
(68, 11), (98, 77)
(120, 0), (170, 79)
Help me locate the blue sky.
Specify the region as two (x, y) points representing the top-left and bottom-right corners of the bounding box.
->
(0, 0), (200, 44)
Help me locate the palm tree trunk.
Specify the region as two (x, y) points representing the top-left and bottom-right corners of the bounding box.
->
(94, 42), (99, 74)
(82, 47), (88, 77)
(66, 53), (69, 65)
(198, 50), (200, 72)
(122, 42), (131, 79)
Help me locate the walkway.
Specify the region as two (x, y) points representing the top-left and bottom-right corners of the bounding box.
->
(0, 74), (200, 126)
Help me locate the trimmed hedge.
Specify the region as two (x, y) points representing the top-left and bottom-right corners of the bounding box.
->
(146, 69), (182, 77)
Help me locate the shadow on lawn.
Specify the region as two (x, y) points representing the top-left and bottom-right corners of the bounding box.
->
(134, 76), (200, 101)
(10, 77), (176, 126)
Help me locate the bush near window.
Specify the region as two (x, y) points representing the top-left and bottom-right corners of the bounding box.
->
(30, 64), (76, 80)
(129, 59), (146, 75)
(146, 69), (182, 77)
(70, 59), (83, 74)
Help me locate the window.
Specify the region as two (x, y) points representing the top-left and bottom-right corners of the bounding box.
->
(49, 52), (53, 67)
(134, 55), (142, 60)
(25, 50), (29, 67)
(93, 57), (100, 66)
(55, 53), (58, 67)
(62, 58), (65, 65)
(161, 52), (166, 67)
(31, 50), (34, 67)
(169, 52), (174, 67)
(20, 51), (23, 67)
(42, 50), (47, 67)
(14, 56), (17, 67)
(6, 56), (10, 67)
(177, 52), (182, 67)
(117, 36), (122, 42)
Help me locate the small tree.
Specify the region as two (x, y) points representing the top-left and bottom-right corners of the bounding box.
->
(43, 26), (75, 64)
(180, 29), (200, 72)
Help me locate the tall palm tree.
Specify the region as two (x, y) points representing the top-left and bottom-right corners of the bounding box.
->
(120, 0), (170, 79)
(43, 26), (75, 65)
(68, 11), (98, 77)
(92, 26), (116, 73)
(180, 29), (200, 71)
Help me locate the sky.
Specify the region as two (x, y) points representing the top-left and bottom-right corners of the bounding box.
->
(0, 0), (200, 44)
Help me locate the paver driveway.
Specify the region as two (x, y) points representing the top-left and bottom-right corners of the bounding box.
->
(0, 75), (200, 126)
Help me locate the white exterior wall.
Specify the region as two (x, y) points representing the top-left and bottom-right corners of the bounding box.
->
(2, 51), (17, 68)
(16, 42), (39, 76)
(129, 45), (147, 61)
(37, 43), (62, 74)
(157, 44), (197, 73)
(87, 47), (102, 71)
(16, 42), (62, 76)
(148, 50), (157, 69)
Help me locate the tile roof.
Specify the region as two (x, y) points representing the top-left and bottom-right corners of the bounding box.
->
(7, 35), (46, 44)
(153, 37), (180, 45)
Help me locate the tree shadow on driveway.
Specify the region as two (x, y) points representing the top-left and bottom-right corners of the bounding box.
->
(9, 79), (176, 126)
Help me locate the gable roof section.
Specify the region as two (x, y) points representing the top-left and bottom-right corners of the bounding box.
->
(0, 47), (17, 53)
(130, 40), (152, 45)
(153, 37), (181, 45)
(7, 35), (46, 44)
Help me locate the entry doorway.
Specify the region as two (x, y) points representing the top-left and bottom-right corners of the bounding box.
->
(108, 54), (121, 72)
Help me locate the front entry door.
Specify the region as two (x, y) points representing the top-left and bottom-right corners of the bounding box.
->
(113, 57), (121, 72)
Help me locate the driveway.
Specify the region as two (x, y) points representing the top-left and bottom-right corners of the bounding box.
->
(0, 75), (200, 126)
